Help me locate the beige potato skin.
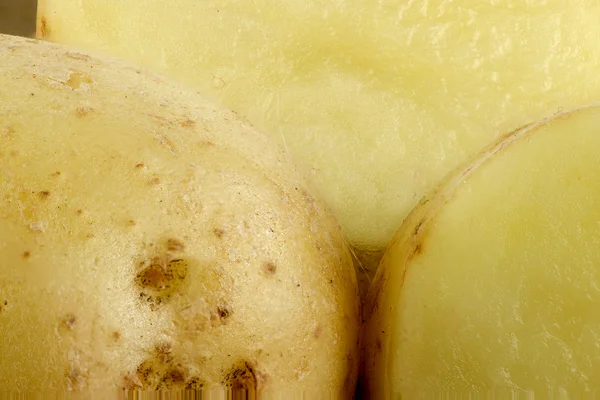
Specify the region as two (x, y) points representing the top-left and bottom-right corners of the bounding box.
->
(0, 35), (360, 397)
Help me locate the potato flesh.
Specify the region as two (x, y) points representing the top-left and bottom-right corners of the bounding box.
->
(0, 35), (359, 396)
(364, 105), (600, 397)
(36, 0), (600, 251)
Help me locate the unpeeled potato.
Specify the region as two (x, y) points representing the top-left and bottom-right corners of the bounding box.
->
(0, 34), (360, 397)
(364, 104), (600, 398)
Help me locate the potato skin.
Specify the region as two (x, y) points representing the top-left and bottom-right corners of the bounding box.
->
(0, 34), (360, 397)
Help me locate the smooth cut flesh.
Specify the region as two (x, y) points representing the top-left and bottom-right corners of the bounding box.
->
(364, 105), (600, 397)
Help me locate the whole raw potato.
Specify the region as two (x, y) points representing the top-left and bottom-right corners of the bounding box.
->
(364, 105), (600, 398)
(0, 34), (360, 396)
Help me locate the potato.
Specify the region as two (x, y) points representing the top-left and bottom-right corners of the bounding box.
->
(0, 34), (360, 397)
(364, 104), (600, 397)
(36, 0), (600, 257)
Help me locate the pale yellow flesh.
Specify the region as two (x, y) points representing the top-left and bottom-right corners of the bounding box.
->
(0, 35), (359, 397)
(364, 105), (600, 397)
(36, 0), (600, 252)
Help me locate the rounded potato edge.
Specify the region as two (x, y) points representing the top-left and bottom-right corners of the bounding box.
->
(0, 34), (360, 397)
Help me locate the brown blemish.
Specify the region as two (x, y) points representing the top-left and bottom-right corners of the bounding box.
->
(62, 314), (77, 329)
(149, 177), (160, 185)
(376, 338), (382, 352)
(38, 191), (50, 200)
(155, 343), (174, 364)
(314, 324), (322, 339)
(112, 331), (121, 341)
(223, 361), (265, 392)
(213, 228), (225, 239)
(185, 376), (204, 389)
(136, 257), (189, 308)
(75, 107), (94, 117)
(414, 218), (425, 236)
(66, 366), (87, 390)
(135, 163), (145, 169)
(128, 220), (136, 226)
(51, 171), (61, 177)
(136, 360), (160, 389)
(75, 209), (83, 216)
(158, 368), (186, 388)
(166, 239), (185, 252)
(153, 133), (177, 154)
(217, 306), (231, 319)
(23, 251), (31, 260)
(262, 262), (277, 276)
(39, 16), (51, 38)
(179, 119), (196, 128)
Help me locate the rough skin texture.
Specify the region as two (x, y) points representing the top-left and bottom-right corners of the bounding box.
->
(0, 35), (360, 397)
(364, 104), (600, 398)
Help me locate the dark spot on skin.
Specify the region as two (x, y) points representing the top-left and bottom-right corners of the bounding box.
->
(262, 262), (277, 276)
(179, 119), (196, 128)
(158, 368), (186, 388)
(135, 163), (145, 168)
(136, 360), (160, 389)
(376, 338), (382, 352)
(112, 331), (121, 341)
(185, 376), (204, 389)
(213, 228), (225, 239)
(128, 220), (136, 226)
(414, 219), (425, 235)
(223, 361), (263, 392)
(149, 177), (160, 185)
(38, 191), (50, 200)
(217, 305), (232, 320)
(66, 367), (87, 390)
(39, 16), (51, 38)
(314, 324), (322, 339)
(75, 209), (83, 216)
(51, 171), (61, 177)
(155, 343), (174, 364)
(62, 314), (77, 329)
(75, 107), (93, 117)
(136, 258), (188, 309)
(23, 251), (30, 260)
(166, 239), (185, 252)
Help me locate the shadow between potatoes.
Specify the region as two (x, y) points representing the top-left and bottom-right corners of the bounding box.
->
(0, 0), (37, 37)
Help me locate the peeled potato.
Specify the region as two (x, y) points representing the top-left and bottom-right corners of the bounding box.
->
(364, 104), (600, 397)
(0, 34), (360, 397)
(36, 0), (600, 256)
